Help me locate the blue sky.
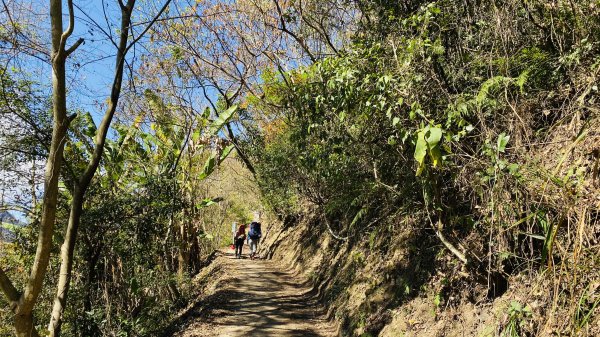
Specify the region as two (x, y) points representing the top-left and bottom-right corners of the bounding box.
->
(2, 0), (185, 220)
(68, 0), (154, 122)
(2, 0), (277, 221)
(14, 1), (181, 123)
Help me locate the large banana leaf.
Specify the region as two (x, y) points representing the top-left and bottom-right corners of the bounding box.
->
(209, 105), (238, 134)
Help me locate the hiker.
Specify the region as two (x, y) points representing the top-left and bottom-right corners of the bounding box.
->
(234, 223), (246, 258)
(247, 221), (262, 260)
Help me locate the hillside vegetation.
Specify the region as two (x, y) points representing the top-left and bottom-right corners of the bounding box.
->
(0, 0), (599, 336)
(244, 1), (600, 336)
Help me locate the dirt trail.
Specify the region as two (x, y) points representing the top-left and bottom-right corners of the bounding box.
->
(168, 250), (335, 337)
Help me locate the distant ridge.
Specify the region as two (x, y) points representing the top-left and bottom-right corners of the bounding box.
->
(0, 211), (24, 242)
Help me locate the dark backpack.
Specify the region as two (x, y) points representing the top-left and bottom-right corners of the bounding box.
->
(248, 222), (262, 240)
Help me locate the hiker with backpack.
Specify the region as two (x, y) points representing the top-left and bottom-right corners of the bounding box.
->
(247, 221), (262, 260)
(234, 223), (246, 259)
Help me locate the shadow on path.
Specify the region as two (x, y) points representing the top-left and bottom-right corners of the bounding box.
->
(163, 251), (334, 337)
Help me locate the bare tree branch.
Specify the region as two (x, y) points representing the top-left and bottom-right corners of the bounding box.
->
(0, 267), (19, 311)
(125, 0), (173, 53)
(272, 0), (316, 62)
(58, 0), (77, 57)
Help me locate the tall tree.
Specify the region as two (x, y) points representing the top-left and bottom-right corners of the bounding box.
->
(48, 1), (172, 335)
(0, 0), (172, 335)
(0, 0), (80, 335)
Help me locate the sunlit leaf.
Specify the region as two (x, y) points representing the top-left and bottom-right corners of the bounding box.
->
(209, 105), (238, 134)
(497, 133), (510, 153)
(426, 127), (443, 167)
(220, 144), (235, 162)
(198, 154), (216, 180)
(196, 197), (224, 208)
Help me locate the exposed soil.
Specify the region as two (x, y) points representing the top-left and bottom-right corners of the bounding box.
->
(166, 250), (335, 337)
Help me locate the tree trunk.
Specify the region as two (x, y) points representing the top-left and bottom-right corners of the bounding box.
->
(177, 221), (190, 279)
(14, 313), (40, 337)
(189, 225), (200, 273)
(48, 1), (173, 333)
(48, 186), (84, 336)
(0, 0), (75, 335)
(47, 2), (132, 333)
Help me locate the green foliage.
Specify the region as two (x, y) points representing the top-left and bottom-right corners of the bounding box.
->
(244, 1), (600, 334)
(501, 301), (532, 337)
(574, 285), (600, 330)
(59, 108), (241, 335)
(199, 154), (217, 180)
(0, 79), (244, 335)
(414, 125), (443, 176)
(2, 0), (599, 335)
(209, 105), (238, 134)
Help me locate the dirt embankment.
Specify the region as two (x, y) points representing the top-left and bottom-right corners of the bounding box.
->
(258, 209), (600, 337)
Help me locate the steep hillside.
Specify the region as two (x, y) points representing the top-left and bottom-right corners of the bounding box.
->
(244, 2), (600, 336)
(260, 202), (599, 336)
